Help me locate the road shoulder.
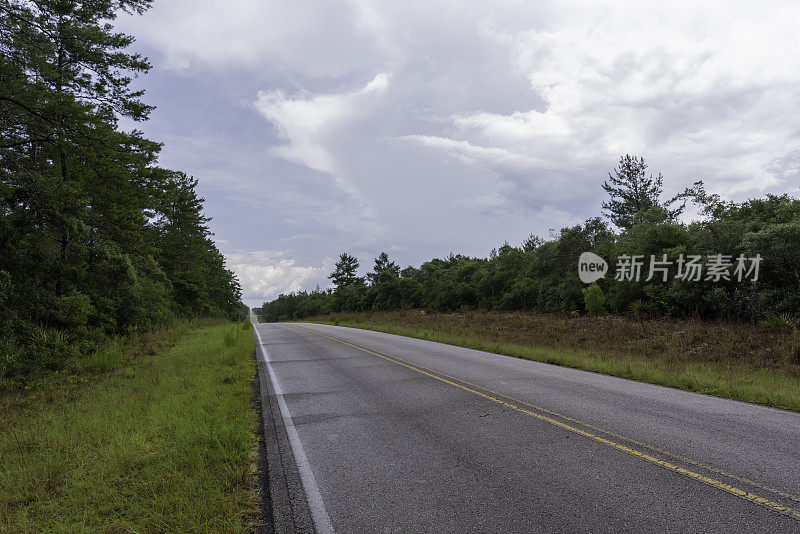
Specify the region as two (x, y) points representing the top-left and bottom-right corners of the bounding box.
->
(253, 328), (316, 534)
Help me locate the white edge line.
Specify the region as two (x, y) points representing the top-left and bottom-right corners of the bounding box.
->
(253, 320), (335, 534)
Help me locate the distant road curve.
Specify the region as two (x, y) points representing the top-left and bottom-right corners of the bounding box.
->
(252, 316), (800, 533)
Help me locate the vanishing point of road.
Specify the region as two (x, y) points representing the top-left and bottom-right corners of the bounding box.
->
(252, 316), (800, 533)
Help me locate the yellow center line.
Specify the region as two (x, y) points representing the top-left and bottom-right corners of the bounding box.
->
(298, 326), (800, 506)
(289, 323), (800, 523)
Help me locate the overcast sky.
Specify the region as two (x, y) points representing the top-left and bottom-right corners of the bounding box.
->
(116, 0), (800, 307)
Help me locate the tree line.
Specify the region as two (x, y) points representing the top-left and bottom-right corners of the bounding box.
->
(1, 0), (245, 378)
(257, 155), (800, 323)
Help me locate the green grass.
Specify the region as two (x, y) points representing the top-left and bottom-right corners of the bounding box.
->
(0, 322), (257, 533)
(309, 311), (800, 412)
(78, 342), (126, 374)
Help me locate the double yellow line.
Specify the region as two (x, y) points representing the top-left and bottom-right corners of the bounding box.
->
(291, 324), (800, 523)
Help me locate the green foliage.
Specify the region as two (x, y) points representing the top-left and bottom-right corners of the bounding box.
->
(582, 283), (607, 316)
(80, 343), (125, 374)
(256, 166), (800, 326)
(603, 155), (665, 229)
(223, 325), (244, 347)
(21, 325), (78, 372)
(329, 252), (362, 288)
(602, 155), (686, 229)
(366, 251), (400, 285)
(0, 0), (243, 378)
(54, 291), (95, 331)
(0, 323), (256, 532)
(313, 311), (800, 411)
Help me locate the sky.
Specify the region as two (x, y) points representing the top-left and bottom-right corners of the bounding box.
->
(115, 0), (800, 308)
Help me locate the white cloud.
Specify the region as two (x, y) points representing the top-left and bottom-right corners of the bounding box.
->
(227, 251), (334, 304)
(117, 0), (389, 76)
(464, 0), (800, 195)
(399, 135), (547, 171)
(122, 0), (800, 298)
(254, 73), (389, 175)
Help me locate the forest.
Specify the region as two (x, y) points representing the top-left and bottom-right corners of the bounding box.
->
(0, 0), (245, 379)
(257, 156), (800, 324)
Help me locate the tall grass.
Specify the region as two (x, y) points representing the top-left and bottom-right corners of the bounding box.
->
(0, 319), (229, 393)
(0, 322), (257, 533)
(311, 310), (800, 412)
(73, 341), (124, 374)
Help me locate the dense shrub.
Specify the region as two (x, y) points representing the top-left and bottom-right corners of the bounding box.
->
(0, 0), (245, 379)
(257, 195), (800, 324)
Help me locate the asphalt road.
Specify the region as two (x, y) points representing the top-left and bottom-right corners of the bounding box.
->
(252, 316), (800, 533)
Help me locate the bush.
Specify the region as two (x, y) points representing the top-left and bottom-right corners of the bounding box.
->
(80, 343), (125, 374)
(55, 291), (95, 331)
(0, 340), (21, 379)
(582, 283), (607, 316)
(22, 326), (79, 373)
(255, 195), (800, 325)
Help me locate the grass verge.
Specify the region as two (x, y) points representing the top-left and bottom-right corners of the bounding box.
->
(0, 321), (257, 533)
(308, 310), (800, 412)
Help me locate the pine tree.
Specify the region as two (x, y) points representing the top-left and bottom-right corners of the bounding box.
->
(601, 155), (666, 229)
(366, 251), (400, 285)
(0, 0), (155, 300)
(0, 1), (244, 373)
(329, 253), (362, 288)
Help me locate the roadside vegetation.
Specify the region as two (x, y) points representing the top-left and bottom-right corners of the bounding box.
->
(256, 158), (800, 410)
(0, 0), (247, 385)
(256, 157), (800, 326)
(308, 310), (800, 411)
(0, 321), (257, 533)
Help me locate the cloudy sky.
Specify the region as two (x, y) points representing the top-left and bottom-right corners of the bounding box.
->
(116, 0), (800, 307)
